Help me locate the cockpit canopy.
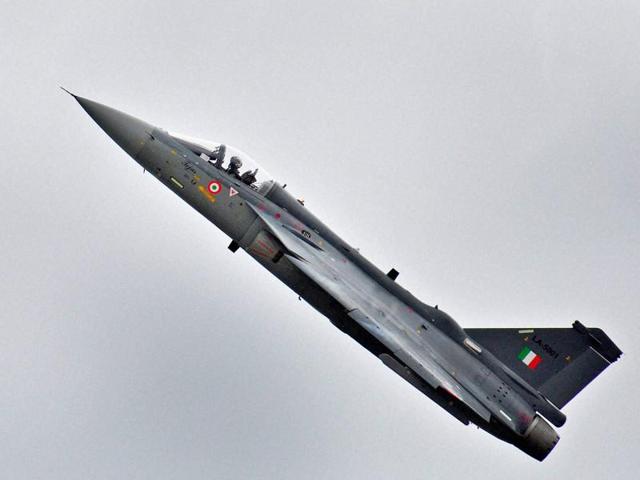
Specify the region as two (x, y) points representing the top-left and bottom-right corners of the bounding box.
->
(169, 132), (275, 194)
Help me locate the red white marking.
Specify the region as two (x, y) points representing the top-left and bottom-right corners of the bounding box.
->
(528, 355), (542, 370)
(208, 181), (222, 195)
(229, 187), (238, 197)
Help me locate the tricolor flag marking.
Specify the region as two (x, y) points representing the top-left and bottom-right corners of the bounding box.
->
(208, 180), (222, 195)
(518, 346), (542, 370)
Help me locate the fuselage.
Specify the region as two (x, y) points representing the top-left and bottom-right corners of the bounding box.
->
(135, 127), (557, 434)
(71, 93), (574, 460)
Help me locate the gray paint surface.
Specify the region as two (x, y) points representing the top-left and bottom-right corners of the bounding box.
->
(69, 95), (614, 460)
(1, 1), (639, 478)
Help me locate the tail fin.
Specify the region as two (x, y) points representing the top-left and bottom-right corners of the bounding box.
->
(465, 321), (622, 408)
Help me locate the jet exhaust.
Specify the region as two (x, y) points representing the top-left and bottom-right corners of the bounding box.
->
(514, 415), (560, 461)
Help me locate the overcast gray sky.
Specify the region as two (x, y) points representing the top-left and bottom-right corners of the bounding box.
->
(2, 1), (639, 478)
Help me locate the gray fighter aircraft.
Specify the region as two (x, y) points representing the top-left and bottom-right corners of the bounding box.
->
(67, 91), (622, 461)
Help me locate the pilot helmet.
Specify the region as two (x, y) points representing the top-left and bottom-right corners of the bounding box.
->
(229, 156), (243, 169)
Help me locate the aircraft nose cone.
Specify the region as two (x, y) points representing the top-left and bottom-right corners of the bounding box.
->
(69, 92), (154, 158)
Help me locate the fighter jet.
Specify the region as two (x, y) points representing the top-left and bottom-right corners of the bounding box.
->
(67, 91), (622, 461)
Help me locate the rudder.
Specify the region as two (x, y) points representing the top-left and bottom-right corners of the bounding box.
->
(465, 321), (622, 408)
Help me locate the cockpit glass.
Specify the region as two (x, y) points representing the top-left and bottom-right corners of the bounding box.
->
(169, 132), (275, 194)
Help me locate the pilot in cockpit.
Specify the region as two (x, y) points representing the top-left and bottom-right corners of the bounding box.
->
(227, 156), (243, 179)
(240, 168), (258, 186)
(210, 144), (226, 168)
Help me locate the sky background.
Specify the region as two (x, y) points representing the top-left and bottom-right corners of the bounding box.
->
(2, 1), (639, 478)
